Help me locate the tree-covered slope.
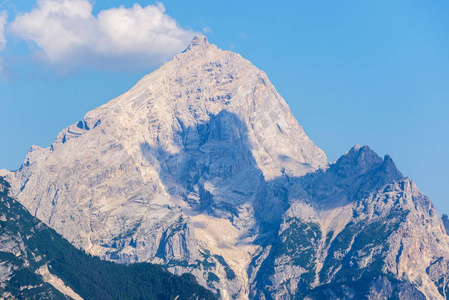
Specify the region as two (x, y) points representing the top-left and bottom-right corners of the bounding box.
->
(0, 176), (216, 300)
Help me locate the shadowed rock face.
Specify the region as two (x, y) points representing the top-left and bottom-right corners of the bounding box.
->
(442, 214), (449, 235)
(3, 35), (449, 299)
(252, 145), (449, 299)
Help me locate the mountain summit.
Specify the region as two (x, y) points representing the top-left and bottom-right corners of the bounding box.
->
(185, 34), (210, 51)
(3, 36), (449, 299)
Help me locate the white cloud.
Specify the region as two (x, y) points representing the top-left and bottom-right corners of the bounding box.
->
(0, 11), (6, 51)
(10, 0), (196, 70)
(0, 10), (7, 72)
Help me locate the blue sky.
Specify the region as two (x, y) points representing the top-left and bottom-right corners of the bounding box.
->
(1, 0), (449, 213)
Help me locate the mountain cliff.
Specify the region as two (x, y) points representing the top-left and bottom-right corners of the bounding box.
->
(2, 35), (449, 299)
(0, 176), (215, 300)
(253, 146), (449, 299)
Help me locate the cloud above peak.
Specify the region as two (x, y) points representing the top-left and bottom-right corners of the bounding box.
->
(10, 0), (196, 71)
(0, 11), (6, 50)
(0, 10), (7, 72)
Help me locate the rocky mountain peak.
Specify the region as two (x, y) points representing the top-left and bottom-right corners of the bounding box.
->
(2, 35), (329, 299)
(333, 145), (383, 177)
(347, 144), (380, 161)
(59, 34), (327, 178)
(380, 154), (403, 176)
(342, 146), (401, 177)
(184, 34), (210, 52)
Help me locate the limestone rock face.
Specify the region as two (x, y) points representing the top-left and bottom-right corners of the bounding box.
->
(4, 35), (449, 299)
(4, 35), (326, 299)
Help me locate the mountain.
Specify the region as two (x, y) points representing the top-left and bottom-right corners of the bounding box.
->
(253, 146), (449, 299)
(2, 35), (449, 299)
(0, 176), (216, 300)
(1, 34), (326, 298)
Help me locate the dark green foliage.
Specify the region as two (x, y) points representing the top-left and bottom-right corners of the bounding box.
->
(0, 177), (216, 300)
(275, 220), (321, 268)
(5, 269), (69, 300)
(0, 251), (68, 300)
(319, 209), (409, 290)
(298, 275), (390, 299)
(276, 219), (321, 290)
(253, 219), (322, 298)
(298, 275), (426, 300)
(49, 255), (215, 300)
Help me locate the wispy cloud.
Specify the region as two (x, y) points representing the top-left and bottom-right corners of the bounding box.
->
(0, 10), (7, 72)
(10, 0), (196, 71)
(202, 27), (212, 34)
(239, 32), (248, 39)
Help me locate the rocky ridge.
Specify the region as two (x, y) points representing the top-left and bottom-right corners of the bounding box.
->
(253, 146), (449, 299)
(2, 35), (449, 299)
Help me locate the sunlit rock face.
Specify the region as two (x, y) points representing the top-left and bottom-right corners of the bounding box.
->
(4, 35), (449, 299)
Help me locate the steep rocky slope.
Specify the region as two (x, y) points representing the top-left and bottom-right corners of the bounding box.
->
(0, 176), (215, 300)
(253, 146), (449, 299)
(2, 35), (449, 299)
